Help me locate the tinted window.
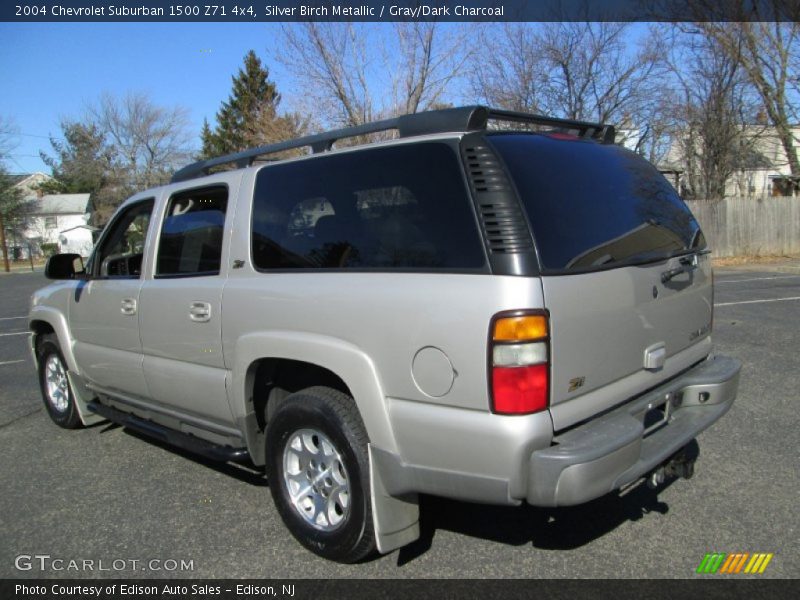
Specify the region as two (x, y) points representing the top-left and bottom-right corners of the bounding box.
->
(157, 186), (227, 276)
(251, 143), (486, 271)
(489, 134), (705, 272)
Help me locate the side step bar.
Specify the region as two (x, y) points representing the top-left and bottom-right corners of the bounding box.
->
(87, 401), (250, 463)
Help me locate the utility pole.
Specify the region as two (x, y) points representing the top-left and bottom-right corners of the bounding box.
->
(0, 210), (9, 272)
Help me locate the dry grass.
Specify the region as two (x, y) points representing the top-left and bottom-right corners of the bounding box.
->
(712, 254), (800, 267)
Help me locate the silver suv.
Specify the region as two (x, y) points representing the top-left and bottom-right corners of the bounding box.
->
(29, 106), (741, 563)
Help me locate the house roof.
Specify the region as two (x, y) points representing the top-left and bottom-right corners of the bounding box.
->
(31, 194), (91, 215)
(736, 148), (773, 170)
(10, 172), (51, 187)
(59, 224), (98, 234)
(8, 174), (30, 186)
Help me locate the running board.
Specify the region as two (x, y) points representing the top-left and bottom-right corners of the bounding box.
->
(87, 401), (250, 463)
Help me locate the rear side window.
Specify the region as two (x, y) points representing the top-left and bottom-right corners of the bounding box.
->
(489, 134), (706, 272)
(157, 186), (228, 277)
(251, 143), (486, 271)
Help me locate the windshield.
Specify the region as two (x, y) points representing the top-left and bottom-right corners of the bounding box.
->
(489, 133), (705, 273)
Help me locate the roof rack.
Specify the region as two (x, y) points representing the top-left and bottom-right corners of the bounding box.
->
(171, 106), (615, 183)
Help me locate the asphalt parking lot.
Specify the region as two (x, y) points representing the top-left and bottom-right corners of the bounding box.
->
(0, 269), (797, 579)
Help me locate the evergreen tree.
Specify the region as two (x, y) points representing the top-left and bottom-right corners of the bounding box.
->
(38, 120), (121, 226)
(201, 50), (299, 159)
(39, 121), (113, 196)
(199, 118), (215, 160)
(0, 167), (32, 272)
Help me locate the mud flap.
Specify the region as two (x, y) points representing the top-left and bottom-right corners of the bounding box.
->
(369, 444), (420, 554)
(66, 372), (104, 426)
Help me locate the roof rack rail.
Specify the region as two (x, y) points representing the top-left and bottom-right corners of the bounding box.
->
(171, 105), (615, 183)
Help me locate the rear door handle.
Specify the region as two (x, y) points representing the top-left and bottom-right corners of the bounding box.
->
(120, 298), (137, 315)
(189, 301), (212, 323)
(661, 255), (699, 283)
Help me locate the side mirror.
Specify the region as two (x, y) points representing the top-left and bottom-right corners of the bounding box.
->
(44, 253), (85, 280)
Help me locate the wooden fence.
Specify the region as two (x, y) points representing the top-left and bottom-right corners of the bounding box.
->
(685, 196), (800, 258)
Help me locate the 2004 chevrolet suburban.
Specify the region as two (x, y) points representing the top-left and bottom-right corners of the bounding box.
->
(29, 106), (741, 563)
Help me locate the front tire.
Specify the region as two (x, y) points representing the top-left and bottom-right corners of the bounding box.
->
(37, 334), (82, 429)
(266, 386), (375, 563)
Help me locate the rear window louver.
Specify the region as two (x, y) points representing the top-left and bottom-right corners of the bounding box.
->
(464, 144), (533, 254)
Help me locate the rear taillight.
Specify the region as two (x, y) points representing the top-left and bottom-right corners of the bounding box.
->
(489, 312), (549, 415)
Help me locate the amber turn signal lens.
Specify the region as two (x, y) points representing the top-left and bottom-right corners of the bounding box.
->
(493, 315), (547, 342)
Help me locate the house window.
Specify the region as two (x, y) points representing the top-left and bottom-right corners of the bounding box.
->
(44, 216), (58, 229)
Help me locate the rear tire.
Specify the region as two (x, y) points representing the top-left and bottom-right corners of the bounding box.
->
(37, 334), (82, 429)
(265, 386), (375, 563)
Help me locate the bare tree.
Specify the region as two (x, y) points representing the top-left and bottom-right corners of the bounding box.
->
(274, 23), (471, 128)
(677, 2), (800, 180)
(89, 91), (194, 192)
(38, 92), (194, 224)
(392, 23), (470, 115)
(470, 23), (547, 113)
(276, 23), (375, 127)
(471, 22), (666, 136)
(699, 21), (799, 179)
(664, 28), (761, 198)
(0, 115), (18, 163)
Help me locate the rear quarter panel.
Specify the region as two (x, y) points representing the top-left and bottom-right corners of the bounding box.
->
(222, 170), (546, 455)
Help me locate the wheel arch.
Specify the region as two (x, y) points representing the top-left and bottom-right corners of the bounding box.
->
(231, 331), (398, 465)
(30, 314), (102, 427)
(29, 308), (77, 373)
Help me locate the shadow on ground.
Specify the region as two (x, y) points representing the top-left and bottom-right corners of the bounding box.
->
(99, 420), (695, 565)
(395, 439), (700, 565)
(117, 426), (268, 487)
(397, 482), (672, 566)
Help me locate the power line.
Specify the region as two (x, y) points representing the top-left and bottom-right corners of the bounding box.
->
(7, 157), (27, 172)
(16, 133), (62, 140)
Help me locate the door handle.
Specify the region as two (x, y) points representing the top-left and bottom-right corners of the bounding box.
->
(189, 301), (212, 323)
(120, 298), (137, 316)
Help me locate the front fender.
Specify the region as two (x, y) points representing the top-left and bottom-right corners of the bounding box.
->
(29, 306), (102, 426)
(28, 306), (79, 374)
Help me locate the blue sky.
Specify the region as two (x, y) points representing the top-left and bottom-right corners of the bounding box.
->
(1, 21), (651, 175)
(0, 22), (293, 173)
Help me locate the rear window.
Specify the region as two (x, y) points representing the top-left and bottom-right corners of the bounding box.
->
(489, 134), (705, 272)
(251, 143), (486, 271)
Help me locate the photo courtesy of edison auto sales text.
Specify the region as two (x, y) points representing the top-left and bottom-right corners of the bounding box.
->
(14, 584), (296, 597)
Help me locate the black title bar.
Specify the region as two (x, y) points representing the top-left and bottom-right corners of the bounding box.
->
(3, 1), (800, 22)
(2, 579), (799, 600)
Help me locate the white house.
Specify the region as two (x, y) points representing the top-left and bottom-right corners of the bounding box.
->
(3, 174), (97, 259)
(661, 125), (800, 198)
(58, 224), (96, 257)
(22, 193), (94, 256)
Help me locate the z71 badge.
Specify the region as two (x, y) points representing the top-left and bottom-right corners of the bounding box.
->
(568, 376), (586, 392)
